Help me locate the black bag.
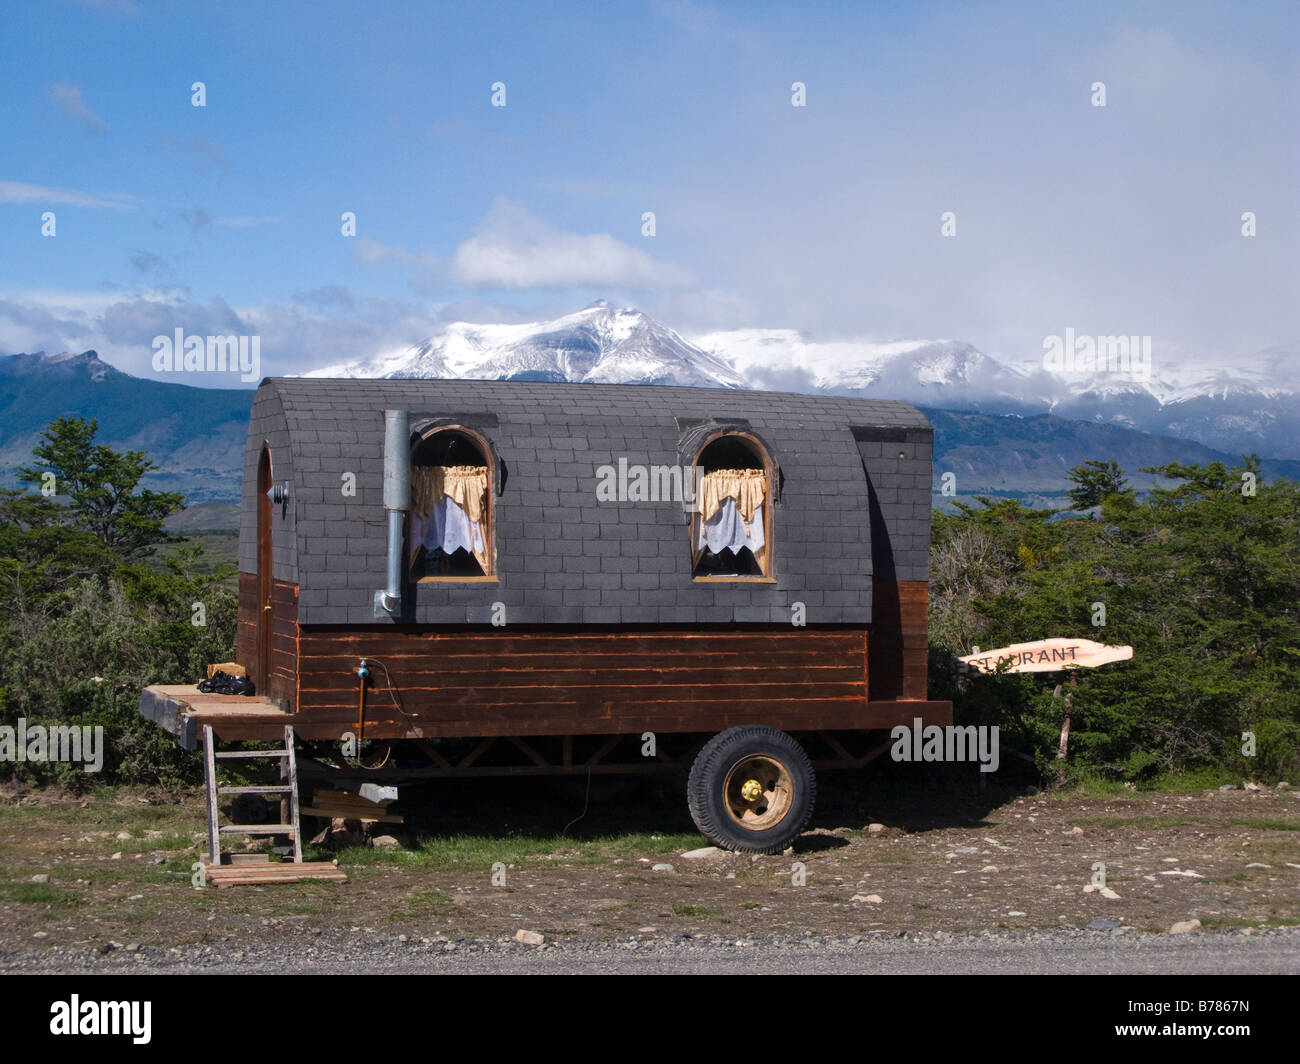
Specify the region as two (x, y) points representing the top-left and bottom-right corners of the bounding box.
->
(198, 671), (256, 696)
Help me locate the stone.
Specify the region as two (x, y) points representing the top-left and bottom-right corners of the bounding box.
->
(1098, 887), (1121, 900)
(1219, 784), (1238, 791)
(980, 866), (999, 873)
(1245, 863), (1271, 869)
(1169, 919), (1202, 934)
(1007, 911), (1026, 917)
(680, 847), (722, 860)
(150, 851), (166, 864)
(1244, 782), (1263, 792)
(1087, 919), (1119, 931)
(1065, 826), (1083, 835)
(952, 846), (979, 854)
(30, 874), (49, 884)
(115, 832), (132, 841)
(867, 823), (885, 833)
(1277, 782), (1290, 790)
(125, 943), (141, 953)
(850, 893), (883, 904)
(652, 863), (675, 873)
(371, 835), (402, 849)
(514, 929), (544, 946)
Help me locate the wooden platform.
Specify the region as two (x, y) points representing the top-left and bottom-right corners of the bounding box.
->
(203, 854), (347, 887)
(139, 684), (291, 750)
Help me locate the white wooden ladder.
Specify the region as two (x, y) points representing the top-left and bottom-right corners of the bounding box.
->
(202, 724), (302, 867)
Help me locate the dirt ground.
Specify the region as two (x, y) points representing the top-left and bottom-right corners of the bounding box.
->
(1, 775), (1297, 955)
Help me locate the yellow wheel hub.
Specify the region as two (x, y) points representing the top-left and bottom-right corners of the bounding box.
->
(740, 778), (763, 802)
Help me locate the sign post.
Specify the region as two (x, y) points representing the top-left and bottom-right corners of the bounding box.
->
(958, 638), (1134, 766)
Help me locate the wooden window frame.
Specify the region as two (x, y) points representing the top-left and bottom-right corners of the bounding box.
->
(690, 429), (776, 582)
(411, 424), (498, 583)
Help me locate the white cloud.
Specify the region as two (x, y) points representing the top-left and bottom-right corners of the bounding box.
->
(451, 198), (693, 291)
(50, 82), (106, 135)
(0, 180), (135, 210)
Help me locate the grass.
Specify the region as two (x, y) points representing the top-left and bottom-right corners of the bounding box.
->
(1228, 817), (1300, 831)
(317, 830), (702, 871)
(671, 904), (715, 918)
(0, 881), (81, 905)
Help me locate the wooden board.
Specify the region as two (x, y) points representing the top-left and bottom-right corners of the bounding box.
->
(203, 860), (347, 887)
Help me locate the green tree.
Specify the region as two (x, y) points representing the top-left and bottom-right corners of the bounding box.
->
(1065, 459), (1131, 511)
(17, 416), (184, 564)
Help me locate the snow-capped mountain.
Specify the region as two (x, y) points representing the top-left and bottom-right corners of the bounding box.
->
(310, 301), (744, 389)
(308, 303), (1298, 459)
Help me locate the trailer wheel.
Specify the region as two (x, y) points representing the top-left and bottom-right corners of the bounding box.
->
(687, 726), (815, 854)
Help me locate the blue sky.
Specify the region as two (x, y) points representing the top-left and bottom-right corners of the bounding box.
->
(2, 0), (1296, 385)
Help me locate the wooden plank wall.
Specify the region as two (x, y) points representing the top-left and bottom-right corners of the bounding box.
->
(866, 579), (929, 702)
(233, 579), (940, 740)
(289, 625), (898, 739)
(236, 572), (299, 710)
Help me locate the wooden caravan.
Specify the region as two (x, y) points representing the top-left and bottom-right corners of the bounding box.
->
(142, 378), (951, 852)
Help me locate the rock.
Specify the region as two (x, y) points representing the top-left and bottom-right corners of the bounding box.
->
(150, 851), (166, 864)
(867, 823), (885, 833)
(980, 865), (999, 873)
(1087, 919), (1119, 931)
(30, 874), (49, 884)
(1244, 782), (1263, 792)
(680, 847), (722, 860)
(636, 927), (657, 933)
(125, 943), (141, 953)
(116, 832), (132, 841)
(397, 934), (409, 944)
(1245, 863), (1271, 869)
(127, 894), (143, 901)
(1065, 826), (1083, 835)
(514, 929), (545, 946)
(652, 863), (675, 873)
(952, 846), (979, 854)
(1007, 910), (1026, 917)
(1098, 887), (1121, 900)
(1169, 919), (1202, 934)
(110, 852), (122, 860)
(1160, 869), (1204, 878)
(850, 893), (883, 904)
(1277, 781), (1290, 790)
(33, 931), (49, 939)
(371, 835), (402, 849)
(1219, 784), (1238, 791)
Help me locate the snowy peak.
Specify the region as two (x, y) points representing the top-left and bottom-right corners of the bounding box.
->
(311, 303), (745, 389)
(304, 305), (1297, 458)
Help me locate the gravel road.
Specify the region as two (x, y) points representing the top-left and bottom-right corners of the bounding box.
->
(3, 926), (1296, 975)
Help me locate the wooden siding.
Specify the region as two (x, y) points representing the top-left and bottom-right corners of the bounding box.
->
(234, 578), (945, 741)
(237, 572), (298, 711)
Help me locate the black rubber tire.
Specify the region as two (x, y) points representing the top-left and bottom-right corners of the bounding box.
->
(686, 725), (815, 854)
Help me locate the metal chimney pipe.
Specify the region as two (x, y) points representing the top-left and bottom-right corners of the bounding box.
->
(375, 409), (410, 616)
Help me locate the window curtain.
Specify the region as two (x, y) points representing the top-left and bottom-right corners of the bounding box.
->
(410, 465), (490, 572)
(696, 468), (767, 568)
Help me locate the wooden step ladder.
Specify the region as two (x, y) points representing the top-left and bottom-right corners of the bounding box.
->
(202, 724), (302, 866)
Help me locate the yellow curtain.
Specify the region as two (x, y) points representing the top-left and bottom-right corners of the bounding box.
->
(696, 468), (768, 571)
(410, 465), (490, 571)
(698, 468), (766, 522)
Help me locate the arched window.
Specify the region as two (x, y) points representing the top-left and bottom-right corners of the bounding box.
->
(691, 432), (774, 579)
(409, 426), (495, 580)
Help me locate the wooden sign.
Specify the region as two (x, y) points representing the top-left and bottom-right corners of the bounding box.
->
(959, 638), (1133, 675)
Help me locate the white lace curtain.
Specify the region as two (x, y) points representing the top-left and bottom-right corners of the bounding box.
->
(410, 465), (490, 571)
(696, 468), (767, 567)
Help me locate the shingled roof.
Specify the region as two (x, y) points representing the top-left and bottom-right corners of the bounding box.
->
(239, 378), (934, 626)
